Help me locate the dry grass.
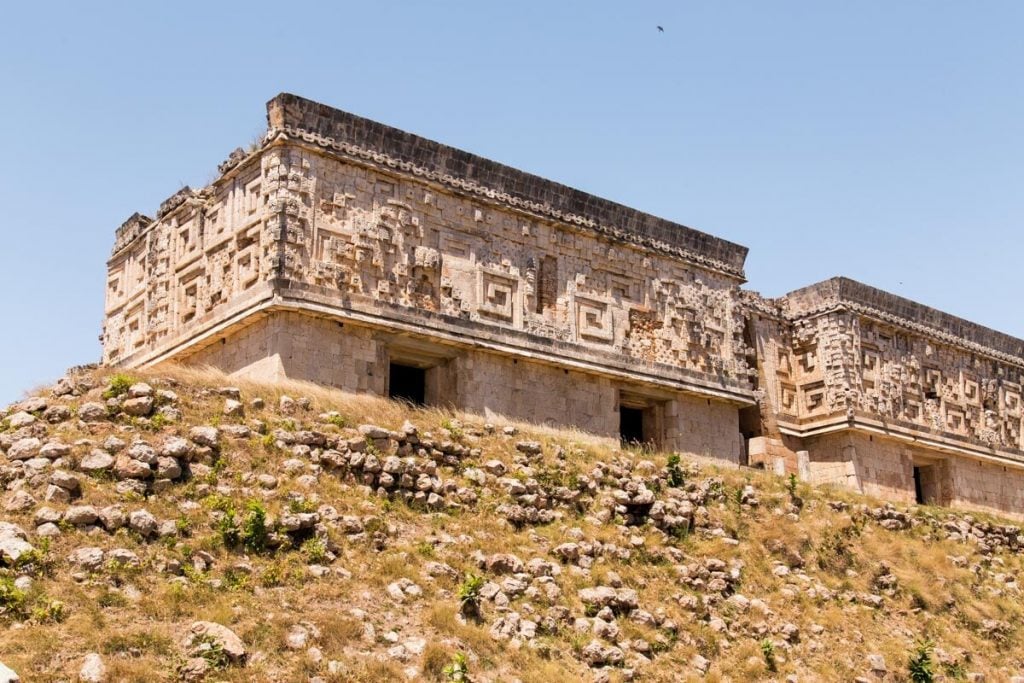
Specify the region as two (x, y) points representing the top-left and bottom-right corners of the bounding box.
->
(3, 364), (1024, 680)
(420, 641), (452, 681)
(140, 363), (616, 451)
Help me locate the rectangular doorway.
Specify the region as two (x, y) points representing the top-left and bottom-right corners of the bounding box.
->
(388, 363), (426, 406)
(618, 391), (664, 449)
(913, 466), (926, 504)
(620, 406), (646, 445)
(912, 462), (946, 506)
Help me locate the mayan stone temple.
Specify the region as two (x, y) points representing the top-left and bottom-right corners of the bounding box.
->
(103, 93), (1024, 518)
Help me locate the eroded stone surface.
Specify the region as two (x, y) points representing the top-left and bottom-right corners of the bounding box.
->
(99, 93), (1024, 519)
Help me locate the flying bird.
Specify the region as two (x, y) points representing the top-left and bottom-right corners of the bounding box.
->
(657, 25), (664, 32)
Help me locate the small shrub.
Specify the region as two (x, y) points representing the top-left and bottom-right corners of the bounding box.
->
(0, 576), (27, 619)
(301, 537), (328, 564)
(223, 568), (250, 591)
(145, 413), (170, 432)
(909, 587), (930, 611)
(203, 457), (227, 485)
(175, 517), (193, 537)
(760, 639), (777, 672)
(30, 598), (66, 624)
(13, 542), (54, 576)
(908, 638), (935, 683)
(181, 563), (205, 583)
(422, 642), (451, 680)
(102, 374), (135, 400)
(192, 634), (230, 669)
(97, 589), (129, 609)
(535, 467), (581, 491)
(259, 562), (286, 587)
(666, 453), (685, 487)
(441, 419), (464, 441)
(816, 521), (862, 573)
(668, 523), (691, 543)
(241, 500), (268, 553)
(363, 516), (387, 535)
(649, 631), (677, 655)
(205, 493), (235, 512)
(942, 661), (967, 680)
(457, 574), (485, 618)
(325, 414), (348, 429)
(288, 498), (317, 514)
(217, 507), (240, 548)
(443, 652), (471, 682)
(106, 556), (142, 580)
(786, 473), (798, 498)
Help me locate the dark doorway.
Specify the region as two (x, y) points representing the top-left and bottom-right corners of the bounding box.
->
(389, 363), (426, 406)
(913, 466), (925, 504)
(620, 406), (645, 445)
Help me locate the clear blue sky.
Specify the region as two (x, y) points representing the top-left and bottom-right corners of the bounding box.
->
(0, 1), (1021, 404)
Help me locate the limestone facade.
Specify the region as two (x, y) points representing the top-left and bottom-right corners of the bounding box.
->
(746, 278), (1024, 518)
(103, 94), (1024, 517)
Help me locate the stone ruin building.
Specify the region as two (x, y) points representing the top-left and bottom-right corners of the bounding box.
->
(102, 93), (1024, 519)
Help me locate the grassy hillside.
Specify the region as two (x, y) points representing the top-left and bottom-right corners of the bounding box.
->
(1, 366), (1023, 682)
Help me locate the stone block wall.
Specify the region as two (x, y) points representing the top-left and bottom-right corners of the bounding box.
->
(805, 432), (915, 504)
(101, 93), (1024, 519)
(104, 94), (754, 408)
(265, 140), (752, 401)
(665, 395), (743, 464)
(453, 350), (619, 436)
(184, 312), (386, 395)
(103, 160), (273, 366)
(800, 430), (1024, 520)
(946, 457), (1024, 520)
(745, 278), (1024, 519)
(179, 310), (743, 459)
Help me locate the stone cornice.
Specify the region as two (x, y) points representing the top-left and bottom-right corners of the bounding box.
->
(790, 301), (1024, 369)
(740, 291), (787, 320)
(110, 148), (267, 262)
(783, 277), (1024, 369)
(111, 213), (153, 258)
(265, 92), (749, 281)
(109, 189), (209, 259)
(273, 126), (747, 280)
(120, 293), (757, 407)
(776, 414), (1024, 469)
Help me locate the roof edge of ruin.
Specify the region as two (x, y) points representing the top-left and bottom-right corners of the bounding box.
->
(784, 276), (1024, 362)
(265, 92), (749, 279)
